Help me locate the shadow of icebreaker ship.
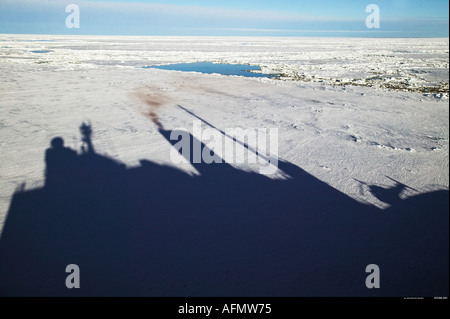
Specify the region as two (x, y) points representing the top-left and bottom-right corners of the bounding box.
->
(0, 123), (448, 297)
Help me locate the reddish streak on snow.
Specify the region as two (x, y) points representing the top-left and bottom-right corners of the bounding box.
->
(132, 87), (172, 129)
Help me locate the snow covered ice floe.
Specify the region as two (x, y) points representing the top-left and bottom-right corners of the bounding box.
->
(0, 35), (448, 296)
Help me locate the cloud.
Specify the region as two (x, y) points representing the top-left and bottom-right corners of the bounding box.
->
(0, 0), (355, 23)
(199, 28), (404, 33)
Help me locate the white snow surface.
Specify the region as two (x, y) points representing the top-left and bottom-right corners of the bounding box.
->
(0, 35), (449, 233)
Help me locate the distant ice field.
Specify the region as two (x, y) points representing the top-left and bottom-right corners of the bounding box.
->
(1, 35), (448, 95)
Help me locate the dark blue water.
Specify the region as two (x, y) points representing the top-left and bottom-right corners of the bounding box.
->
(143, 62), (273, 78)
(30, 50), (52, 53)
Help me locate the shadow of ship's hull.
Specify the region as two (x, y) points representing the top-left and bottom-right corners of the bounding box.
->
(1, 177), (447, 296)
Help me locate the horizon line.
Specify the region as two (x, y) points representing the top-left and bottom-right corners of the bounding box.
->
(1, 32), (449, 39)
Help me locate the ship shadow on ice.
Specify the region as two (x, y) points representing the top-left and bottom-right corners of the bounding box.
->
(0, 119), (448, 297)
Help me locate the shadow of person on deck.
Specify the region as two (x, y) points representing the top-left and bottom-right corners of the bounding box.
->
(0, 120), (448, 297)
(45, 137), (78, 188)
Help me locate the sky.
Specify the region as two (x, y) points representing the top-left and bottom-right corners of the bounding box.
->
(0, 0), (448, 37)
